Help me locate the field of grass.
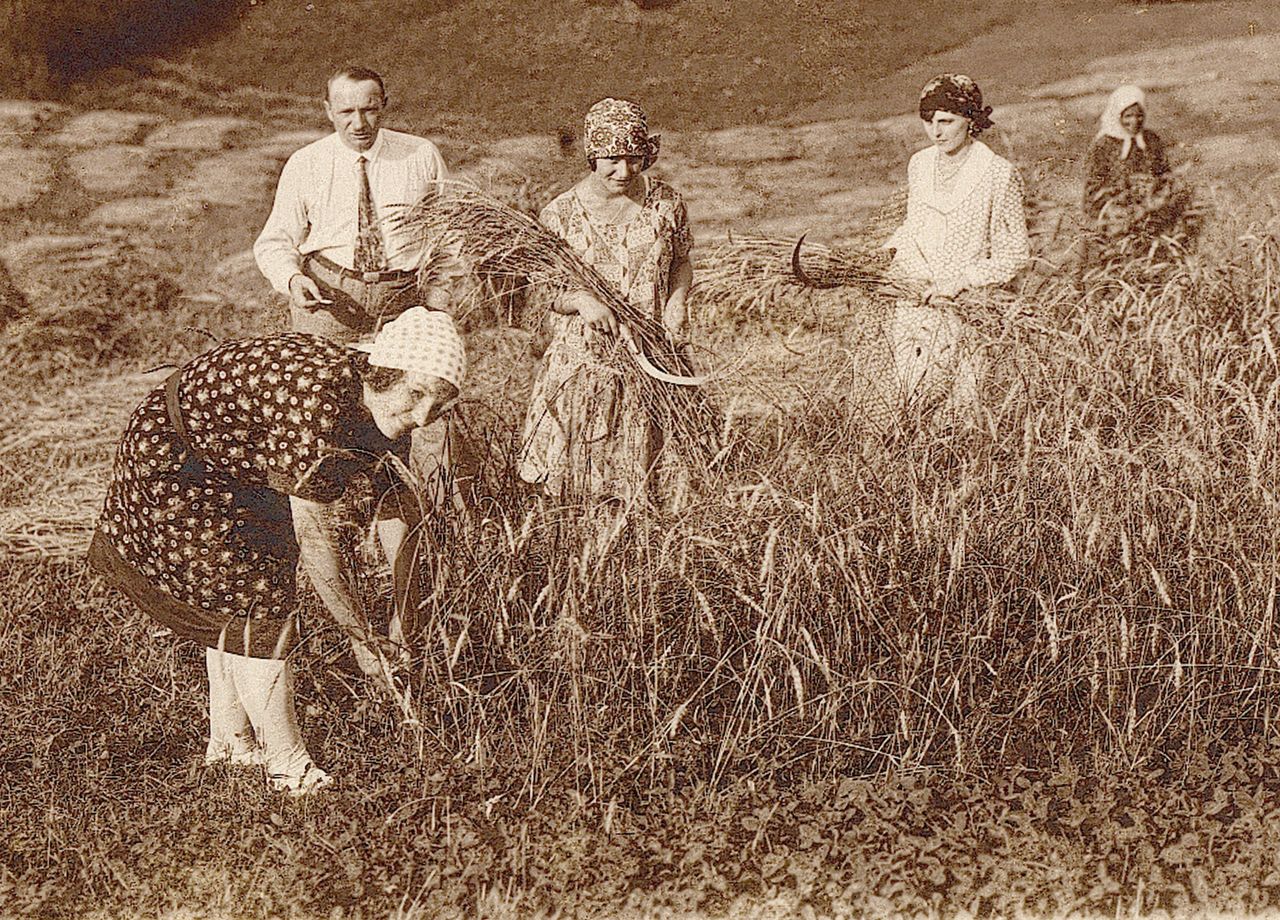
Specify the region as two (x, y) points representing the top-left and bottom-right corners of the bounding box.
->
(19, 0), (1280, 139)
(7, 185), (1280, 914)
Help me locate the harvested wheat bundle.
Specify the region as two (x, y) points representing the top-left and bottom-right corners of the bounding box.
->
(1085, 168), (1208, 280)
(692, 234), (907, 325)
(392, 184), (722, 463)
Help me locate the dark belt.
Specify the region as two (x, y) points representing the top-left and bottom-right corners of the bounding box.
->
(165, 371), (205, 464)
(305, 252), (416, 286)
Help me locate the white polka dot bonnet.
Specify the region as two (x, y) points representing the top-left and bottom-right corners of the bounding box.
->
(356, 307), (467, 390)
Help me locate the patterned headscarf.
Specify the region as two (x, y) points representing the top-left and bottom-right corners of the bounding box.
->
(582, 97), (661, 170)
(1096, 84), (1148, 160)
(356, 307), (466, 389)
(918, 73), (994, 135)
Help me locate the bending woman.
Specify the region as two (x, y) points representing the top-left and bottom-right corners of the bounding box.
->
(90, 308), (466, 794)
(518, 97), (692, 503)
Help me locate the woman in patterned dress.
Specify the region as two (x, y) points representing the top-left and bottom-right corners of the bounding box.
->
(89, 308), (466, 794)
(517, 97), (693, 504)
(880, 73), (1029, 416)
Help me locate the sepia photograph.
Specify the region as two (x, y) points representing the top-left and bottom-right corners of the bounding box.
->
(3, 0), (1280, 916)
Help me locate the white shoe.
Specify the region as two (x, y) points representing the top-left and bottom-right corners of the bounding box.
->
(269, 761), (333, 796)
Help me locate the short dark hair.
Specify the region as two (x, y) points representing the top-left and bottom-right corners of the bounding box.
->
(326, 66), (386, 102)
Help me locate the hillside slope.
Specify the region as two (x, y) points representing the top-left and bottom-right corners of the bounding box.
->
(165, 0), (1023, 135)
(83, 0), (1279, 139)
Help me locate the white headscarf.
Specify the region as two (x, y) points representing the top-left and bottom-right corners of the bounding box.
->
(354, 307), (467, 389)
(1096, 84), (1148, 160)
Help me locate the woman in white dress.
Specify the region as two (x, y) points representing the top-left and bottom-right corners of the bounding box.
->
(883, 73), (1029, 416)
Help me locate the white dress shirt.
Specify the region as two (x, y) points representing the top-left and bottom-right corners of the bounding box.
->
(254, 129), (448, 295)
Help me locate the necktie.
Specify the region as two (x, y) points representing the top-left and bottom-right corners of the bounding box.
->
(354, 155), (388, 273)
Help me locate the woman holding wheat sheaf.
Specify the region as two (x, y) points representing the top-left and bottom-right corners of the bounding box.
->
(1083, 84), (1171, 223)
(517, 97), (694, 503)
(880, 73), (1029, 414)
(88, 308), (466, 795)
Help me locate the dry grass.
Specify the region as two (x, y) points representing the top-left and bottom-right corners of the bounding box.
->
(354, 191), (1280, 796)
(7, 186), (1273, 789)
(9, 177), (1280, 916)
(0, 371), (157, 561)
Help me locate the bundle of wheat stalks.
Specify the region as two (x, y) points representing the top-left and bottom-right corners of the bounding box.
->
(692, 234), (908, 325)
(393, 184), (721, 462)
(1091, 168), (1207, 268)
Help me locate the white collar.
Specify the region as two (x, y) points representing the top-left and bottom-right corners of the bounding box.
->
(920, 140), (994, 214)
(331, 129), (386, 163)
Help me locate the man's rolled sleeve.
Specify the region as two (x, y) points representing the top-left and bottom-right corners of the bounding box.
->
(254, 154), (311, 296)
(416, 142), (449, 190)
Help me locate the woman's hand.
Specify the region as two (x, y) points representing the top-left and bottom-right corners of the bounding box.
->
(663, 296), (688, 343)
(567, 290), (619, 340)
(923, 276), (967, 302)
(290, 496), (385, 680)
(664, 257), (693, 343)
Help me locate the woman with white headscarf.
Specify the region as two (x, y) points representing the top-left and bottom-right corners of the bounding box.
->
(90, 308), (466, 794)
(1083, 84), (1170, 221)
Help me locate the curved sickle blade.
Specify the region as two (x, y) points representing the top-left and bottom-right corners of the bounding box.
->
(619, 326), (709, 386)
(790, 232), (837, 289)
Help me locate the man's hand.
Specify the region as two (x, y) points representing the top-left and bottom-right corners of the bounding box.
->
(288, 273), (328, 309)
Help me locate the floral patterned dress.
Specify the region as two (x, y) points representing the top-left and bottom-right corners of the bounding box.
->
(89, 334), (405, 657)
(518, 177), (692, 502)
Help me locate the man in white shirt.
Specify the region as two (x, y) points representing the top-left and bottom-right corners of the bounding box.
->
(255, 65), (450, 341)
(255, 66), (454, 668)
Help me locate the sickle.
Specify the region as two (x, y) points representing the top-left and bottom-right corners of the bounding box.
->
(618, 326), (710, 386)
(790, 232), (838, 289)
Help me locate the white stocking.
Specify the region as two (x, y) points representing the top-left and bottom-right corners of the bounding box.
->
(228, 653), (311, 780)
(204, 647), (258, 765)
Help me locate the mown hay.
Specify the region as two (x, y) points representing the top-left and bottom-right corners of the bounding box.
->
(0, 255), (183, 372)
(0, 371), (157, 561)
(0, 256), (28, 327)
